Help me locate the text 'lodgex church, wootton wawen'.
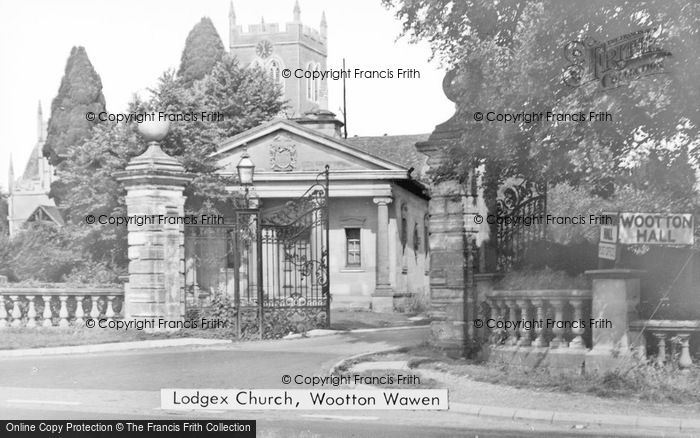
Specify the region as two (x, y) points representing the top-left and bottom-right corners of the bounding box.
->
(209, 1), (431, 312)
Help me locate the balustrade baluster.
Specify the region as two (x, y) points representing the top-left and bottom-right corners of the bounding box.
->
(26, 296), (37, 328)
(492, 299), (504, 345)
(505, 299), (518, 345)
(549, 299), (566, 348)
(0, 295), (7, 328)
(487, 299), (497, 344)
(569, 299), (585, 349)
(42, 296), (53, 327)
(653, 333), (667, 367)
(58, 296), (69, 327)
(74, 296), (85, 326)
(677, 334), (692, 370)
(516, 299), (531, 347)
(531, 299), (546, 347)
(10, 295), (22, 328)
(90, 296), (100, 320)
(105, 296), (116, 322)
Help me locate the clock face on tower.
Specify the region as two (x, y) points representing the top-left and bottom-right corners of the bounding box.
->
(256, 40), (273, 58)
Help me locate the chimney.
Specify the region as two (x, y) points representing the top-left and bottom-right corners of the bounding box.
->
(293, 109), (344, 138)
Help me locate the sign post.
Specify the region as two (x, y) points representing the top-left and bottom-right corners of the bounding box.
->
(598, 212), (620, 267)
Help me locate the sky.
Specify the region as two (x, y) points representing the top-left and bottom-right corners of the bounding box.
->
(0, 0), (454, 192)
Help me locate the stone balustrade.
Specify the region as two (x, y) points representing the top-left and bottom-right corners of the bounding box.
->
(0, 285), (124, 328)
(484, 289), (593, 349)
(630, 320), (700, 370)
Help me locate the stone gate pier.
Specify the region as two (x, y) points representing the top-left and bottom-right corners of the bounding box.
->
(114, 121), (193, 329)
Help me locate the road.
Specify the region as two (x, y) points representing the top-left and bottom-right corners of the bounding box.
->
(0, 328), (687, 437)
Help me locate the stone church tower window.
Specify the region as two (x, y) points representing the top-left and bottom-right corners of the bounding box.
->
(229, 1), (328, 117)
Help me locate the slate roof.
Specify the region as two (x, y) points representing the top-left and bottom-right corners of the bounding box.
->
(345, 134), (430, 180)
(26, 205), (65, 227)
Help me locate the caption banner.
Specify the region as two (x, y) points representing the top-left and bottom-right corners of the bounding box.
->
(162, 389), (449, 410)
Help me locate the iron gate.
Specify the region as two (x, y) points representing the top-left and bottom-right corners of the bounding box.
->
(184, 167), (330, 338)
(495, 179), (547, 271)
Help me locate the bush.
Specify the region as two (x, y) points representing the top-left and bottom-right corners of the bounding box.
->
(5, 223), (82, 282)
(200, 294), (238, 338)
(496, 266), (590, 290)
(520, 240), (598, 276)
(64, 260), (123, 284)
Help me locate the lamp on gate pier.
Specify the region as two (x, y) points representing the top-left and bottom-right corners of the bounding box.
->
(237, 148), (255, 207)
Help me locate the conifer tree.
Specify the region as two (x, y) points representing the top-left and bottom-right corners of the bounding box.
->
(177, 17), (226, 86)
(43, 46), (106, 166)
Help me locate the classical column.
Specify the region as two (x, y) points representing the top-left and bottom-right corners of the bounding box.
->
(371, 197), (394, 313)
(115, 120), (193, 330)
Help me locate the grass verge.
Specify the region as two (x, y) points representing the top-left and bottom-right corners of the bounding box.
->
(358, 344), (700, 405)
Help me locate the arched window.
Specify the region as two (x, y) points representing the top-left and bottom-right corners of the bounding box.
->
(306, 63), (313, 101)
(306, 63), (320, 103)
(313, 64), (320, 102)
(266, 58), (285, 92)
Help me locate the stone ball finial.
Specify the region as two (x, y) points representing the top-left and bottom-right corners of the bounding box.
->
(138, 119), (171, 142)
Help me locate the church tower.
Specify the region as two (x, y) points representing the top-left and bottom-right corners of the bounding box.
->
(229, 1), (328, 117)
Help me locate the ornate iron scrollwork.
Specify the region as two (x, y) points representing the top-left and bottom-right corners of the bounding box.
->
(495, 178), (547, 272)
(183, 167), (331, 339)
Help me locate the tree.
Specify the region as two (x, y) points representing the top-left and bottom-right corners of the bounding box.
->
(43, 46), (106, 166)
(0, 192), (8, 235)
(53, 55), (284, 275)
(177, 17), (226, 87)
(154, 54), (285, 205)
(384, 1), (700, 201)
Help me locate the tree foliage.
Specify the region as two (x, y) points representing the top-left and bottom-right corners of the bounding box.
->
(177, 17), (226, 87)
(385, 0), (700, 205)
(3, 223), (83, 282)
(0, 192), (8, 235)
(49, 54), (284, 277)
(43, 46), (106, 166)
(153, 54), (285, 205)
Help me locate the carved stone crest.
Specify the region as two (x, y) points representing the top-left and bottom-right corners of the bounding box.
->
(269, 135), (297, 171)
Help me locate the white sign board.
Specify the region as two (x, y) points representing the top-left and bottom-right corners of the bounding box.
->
(598, 242), (617, 260)
(618, 213), (694, 245)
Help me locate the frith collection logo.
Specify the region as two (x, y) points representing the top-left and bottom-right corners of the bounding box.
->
(563, 26), (671, 90)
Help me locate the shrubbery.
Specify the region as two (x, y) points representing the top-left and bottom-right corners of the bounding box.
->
(496, 266), (590, 290)
(0, 223), (123, 283)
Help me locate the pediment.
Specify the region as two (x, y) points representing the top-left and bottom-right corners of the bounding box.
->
(213, 121), (406, 174)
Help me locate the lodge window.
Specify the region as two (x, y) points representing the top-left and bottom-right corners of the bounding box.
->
(424, 213), (430, 256)
(345, 228), (361, 267)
